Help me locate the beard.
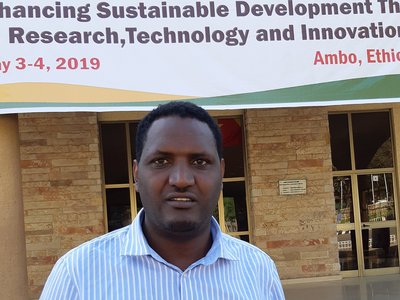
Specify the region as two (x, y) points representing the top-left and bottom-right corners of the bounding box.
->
(165, 220), (198, 233)
(163, 214), (213, 239)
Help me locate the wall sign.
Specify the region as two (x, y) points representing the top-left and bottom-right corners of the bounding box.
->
(279, 179), (307, 195)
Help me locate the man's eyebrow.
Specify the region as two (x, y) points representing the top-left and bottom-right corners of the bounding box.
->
(189, 151), (213, 156)
(145, 150), (171, 157)
(188, 152), (217, 161)
(146, 149), (214, 157)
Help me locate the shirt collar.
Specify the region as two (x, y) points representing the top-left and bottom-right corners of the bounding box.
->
(121, 209), (238, 263)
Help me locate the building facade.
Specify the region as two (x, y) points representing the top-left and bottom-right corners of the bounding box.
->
(1, 102), (399, 299)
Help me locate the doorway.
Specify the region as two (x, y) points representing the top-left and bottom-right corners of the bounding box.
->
(329, 111), (399, 276)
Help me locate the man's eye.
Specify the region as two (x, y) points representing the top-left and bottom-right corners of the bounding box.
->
(152, 159), (169, 167)
(192, 159), (208, 166)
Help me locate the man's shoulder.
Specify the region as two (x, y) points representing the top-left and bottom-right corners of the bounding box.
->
(220, 233), (274, 264)
(59, 225), (130, 264)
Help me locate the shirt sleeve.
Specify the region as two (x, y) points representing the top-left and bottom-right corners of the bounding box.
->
(265, 260), (286, 300)
(39, 257), (79, 300)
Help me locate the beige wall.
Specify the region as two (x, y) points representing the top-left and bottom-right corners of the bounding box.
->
(18, 112), (104, 299)
(245, 107), (340, 279)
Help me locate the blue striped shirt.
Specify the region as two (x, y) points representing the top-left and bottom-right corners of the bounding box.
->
(40, 210), (285, 299)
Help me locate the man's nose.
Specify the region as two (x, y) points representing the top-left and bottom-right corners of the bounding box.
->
(169, 162), (195, 188)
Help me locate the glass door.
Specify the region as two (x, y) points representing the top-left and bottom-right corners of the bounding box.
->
(357, 173), (398, 271)
(330, 111), (399, 276)
(335, 175), (358, 272)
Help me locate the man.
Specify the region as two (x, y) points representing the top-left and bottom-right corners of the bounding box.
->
(40, 101), (285, 299)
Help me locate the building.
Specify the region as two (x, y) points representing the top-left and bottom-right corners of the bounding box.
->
(1, 101), (399, 299)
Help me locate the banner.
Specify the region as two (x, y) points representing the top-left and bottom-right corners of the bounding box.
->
(0, 0), (399, 113)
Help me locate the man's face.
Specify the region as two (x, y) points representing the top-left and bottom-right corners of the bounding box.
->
(134, 116), (224, 238)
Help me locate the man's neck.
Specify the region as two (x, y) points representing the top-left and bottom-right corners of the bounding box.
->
(142, 219), (213, 271)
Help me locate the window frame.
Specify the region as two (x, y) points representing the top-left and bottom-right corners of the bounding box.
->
(99, 112), (251, 241)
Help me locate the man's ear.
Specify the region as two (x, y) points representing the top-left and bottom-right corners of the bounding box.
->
(133, 159), (139, 189)
(220, 158), (225, 189)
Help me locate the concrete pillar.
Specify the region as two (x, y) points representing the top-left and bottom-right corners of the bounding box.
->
(391, 107), (400, 260)
(0, 115), (29, 299)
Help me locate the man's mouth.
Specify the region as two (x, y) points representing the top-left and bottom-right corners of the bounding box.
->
(166, 196), (196, 208)
(171, 197), (192, 202)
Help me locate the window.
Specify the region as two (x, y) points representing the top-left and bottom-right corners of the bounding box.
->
(329, 111), (398, 273)
(216, 117), (250, 241)
(100, 116), (250, 241)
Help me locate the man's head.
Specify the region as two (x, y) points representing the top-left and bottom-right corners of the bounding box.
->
(135, 101), (222, 162)
(133, 101), (224, 239)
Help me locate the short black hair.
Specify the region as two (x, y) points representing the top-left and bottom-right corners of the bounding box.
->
(135, 101), (222, 162)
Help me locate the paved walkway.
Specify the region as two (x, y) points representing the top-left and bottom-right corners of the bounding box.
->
(283, 274), (400, 300)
